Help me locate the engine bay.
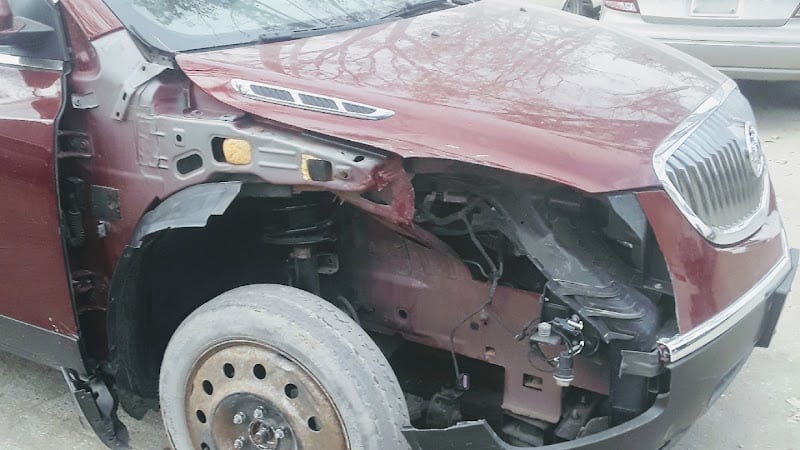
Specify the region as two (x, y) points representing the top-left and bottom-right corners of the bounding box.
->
(225, 161), (680, 446)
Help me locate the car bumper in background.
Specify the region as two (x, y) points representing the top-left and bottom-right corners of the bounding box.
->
(664, 41), (800, 81)
(599, 11), (800, 80)
(403, 249), (798, 450)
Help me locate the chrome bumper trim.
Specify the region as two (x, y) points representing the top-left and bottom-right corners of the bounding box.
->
(658, 235), (791, 365)
(0, 54), (63, 71)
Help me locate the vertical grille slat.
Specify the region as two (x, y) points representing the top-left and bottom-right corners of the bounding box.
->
(728, 141), (749, 211)
(708, 152), (733, 223)
(694, 140), (727, 216)
(658, 88), (767, 244)
(719, 144), (742, 208)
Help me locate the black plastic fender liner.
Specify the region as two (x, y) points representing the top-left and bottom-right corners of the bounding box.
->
(108, 182), (242, 418)
(63, 368), (129, 449)
(106, 242), (158, 419)
(129, 181), (242, 248)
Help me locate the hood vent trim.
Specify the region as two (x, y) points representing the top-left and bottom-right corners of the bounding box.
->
(231, 79), (394, 121)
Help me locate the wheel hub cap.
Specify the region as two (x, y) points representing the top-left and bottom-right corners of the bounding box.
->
(185, 342), (348, 450)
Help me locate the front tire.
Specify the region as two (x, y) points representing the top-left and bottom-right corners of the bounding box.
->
(159, 285), (410, 450)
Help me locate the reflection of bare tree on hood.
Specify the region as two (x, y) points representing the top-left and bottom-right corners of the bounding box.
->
(131, 0), (415, 32)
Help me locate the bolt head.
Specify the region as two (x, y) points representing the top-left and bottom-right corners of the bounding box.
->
(233, 436), (245, 449)
(274, 427), (285, 439)
(253, 407), (264, 419)
(233, 412), (246, 425)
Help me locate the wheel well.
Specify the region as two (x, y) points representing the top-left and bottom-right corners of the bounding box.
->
(107, 168), (675, 442)
(108, 195), (312, 417)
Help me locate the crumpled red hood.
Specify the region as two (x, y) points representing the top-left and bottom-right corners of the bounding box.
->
(177, 0), (727, 193)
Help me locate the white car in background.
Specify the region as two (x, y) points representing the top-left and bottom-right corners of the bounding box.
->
(599, 0), (800, 80)
(527, 0), (602, 17)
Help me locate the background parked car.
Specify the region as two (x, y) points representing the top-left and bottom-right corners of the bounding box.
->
(598, 0), (800, 80)
(525, 0), (601, 17)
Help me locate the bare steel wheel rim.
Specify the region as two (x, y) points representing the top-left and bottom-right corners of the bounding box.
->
(185, 341), (349, 450)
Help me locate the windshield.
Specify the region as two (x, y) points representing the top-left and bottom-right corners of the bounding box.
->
(103, 0), (450, 53)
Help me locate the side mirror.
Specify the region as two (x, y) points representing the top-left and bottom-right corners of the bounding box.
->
(0, 0), (54, 47)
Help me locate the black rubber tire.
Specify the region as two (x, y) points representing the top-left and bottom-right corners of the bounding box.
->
(159, 284), (411, 450)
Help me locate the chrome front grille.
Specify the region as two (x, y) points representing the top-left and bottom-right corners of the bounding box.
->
(664, 114), (766, 229)
(654, 81), (769, 245)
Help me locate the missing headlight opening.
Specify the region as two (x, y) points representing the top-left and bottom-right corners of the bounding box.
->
(360, 161), (675, 443)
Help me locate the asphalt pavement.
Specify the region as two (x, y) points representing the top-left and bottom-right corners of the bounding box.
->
(0, 81), (798, 450)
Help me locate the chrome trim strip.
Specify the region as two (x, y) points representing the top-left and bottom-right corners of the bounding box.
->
(658, 233), (790, 364)
(0, 314), (84, 371)
(231, 79), (395, 121)
(0, 53), (63, 71)
(653, 79), (770, 245)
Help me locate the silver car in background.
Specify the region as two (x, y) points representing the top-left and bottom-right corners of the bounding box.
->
(599, 0), (800, 80)
(525, 0), (601, 16)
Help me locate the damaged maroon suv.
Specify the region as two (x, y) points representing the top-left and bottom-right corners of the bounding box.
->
(0, 0), (796, 448)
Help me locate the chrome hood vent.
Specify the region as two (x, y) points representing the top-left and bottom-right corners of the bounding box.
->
(654, 80), (770, 246)
(231, 79), (394, 120)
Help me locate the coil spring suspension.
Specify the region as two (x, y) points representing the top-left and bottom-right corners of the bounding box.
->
(262, 194), (337, 295)
(262, 194), (336, 246)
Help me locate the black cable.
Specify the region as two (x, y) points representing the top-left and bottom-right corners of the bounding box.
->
(527, 342), (556, 373)
(551, 328), (575, 354)
(486, 308), (519, 337)
(582, 337), (600, 357)
(515, 284), (548, 341)
(419, 195), (482, 227)
(463, 259), (490, 279)
(463, 216), (498, 275)
(447, 216), (503, 388)
(448, 273), (500, 387)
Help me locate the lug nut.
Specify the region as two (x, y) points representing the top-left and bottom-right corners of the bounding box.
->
(253, 406), (264, 419)
(233, 411), (246, 425)
(274, 427), (286, 439)
(234, 436), (245, 449)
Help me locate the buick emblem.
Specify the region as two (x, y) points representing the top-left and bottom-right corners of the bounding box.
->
(744, 121), (765, 177)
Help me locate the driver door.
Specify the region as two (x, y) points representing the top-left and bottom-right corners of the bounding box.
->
(0, 0), (81, 369)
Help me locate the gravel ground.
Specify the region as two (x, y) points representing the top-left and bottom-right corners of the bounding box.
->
(0, 81), (798, 450)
